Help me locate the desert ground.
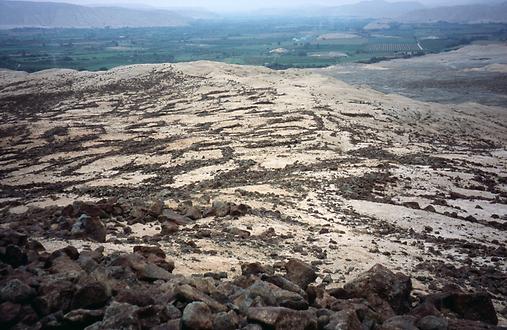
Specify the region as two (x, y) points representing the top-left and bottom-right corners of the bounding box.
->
(316, 43), (507, 106)
(0, 49), (506, 327)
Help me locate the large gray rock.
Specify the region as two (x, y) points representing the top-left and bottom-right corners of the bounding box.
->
(380, 315), (418, 330)
(86, 302), (140, 330)
(72, 214), (107, 242)
(247, 306), (318, 330)
(175, 284), (227, 312)
(182, 302), (213, 330)
(417, 315), (448, 330)
(324, 309), (362, 330)
(213, 311), (240, 330)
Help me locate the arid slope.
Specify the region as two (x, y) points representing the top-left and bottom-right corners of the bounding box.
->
(0, 61), (506, 321)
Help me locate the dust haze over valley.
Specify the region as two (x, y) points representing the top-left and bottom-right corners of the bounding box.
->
(0, 1), (507, 330)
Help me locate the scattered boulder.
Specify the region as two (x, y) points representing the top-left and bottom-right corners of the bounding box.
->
(284, 258), (317, 289)
(149, 200), (165, 217)
(185, 206), (202, 220)
(182, 302), (213, 330)
(63, 309), (104, 328)
(324, 309), (362, 330)
(343, 264), (412, 314)
(402, 202), (420, 209)
(380, 315), (418, 330)
(213, 310), (240, 330)
(0, 279), (35, 303)
(161, 221), (179, 235)
(247, 306), (318, 330)
(229, 203), (250, 217)
(0, 301), (21, 326)
(423, 291), (498, 325)
(211, 200), (230, 217)
(417, 315), (448, 330)
(71, 214), (107, 242)
(133, 246), (166, 259)
(160, 210), (192, 225)
(88, 301), (140, 329)
(242, 262), (273, 276)
(71, 282), (110, 309)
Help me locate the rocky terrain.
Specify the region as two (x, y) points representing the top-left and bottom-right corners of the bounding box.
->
(0, 60), (506, 329)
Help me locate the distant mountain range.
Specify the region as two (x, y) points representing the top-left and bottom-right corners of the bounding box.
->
(251, 0), (507, 23)
(252, 0), (424, 19)
(0, 0), (189, 28)
(402, 2), (507, 23)
(326, 0), (424, 18)
(1, 0), (507, 28)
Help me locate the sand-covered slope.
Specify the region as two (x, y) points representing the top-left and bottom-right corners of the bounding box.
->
(0, 61), (506, 322)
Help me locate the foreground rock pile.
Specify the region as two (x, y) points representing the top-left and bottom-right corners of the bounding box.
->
(4, 198), (250, 245)
(0, 229), (503, 330)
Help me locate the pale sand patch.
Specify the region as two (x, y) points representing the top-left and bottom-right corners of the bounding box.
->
(83, 171), (157, 187)
(345, 199), (506, 244)
(170, 161), (237, 188)
(40, 146), (114, 162)
(76, 155), (139, 174)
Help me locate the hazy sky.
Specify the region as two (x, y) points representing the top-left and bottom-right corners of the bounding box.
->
(18, 0), (503, 12)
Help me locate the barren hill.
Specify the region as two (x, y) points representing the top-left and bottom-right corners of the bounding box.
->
(0, 62), (506, 326)
(0, 0), (188, 28)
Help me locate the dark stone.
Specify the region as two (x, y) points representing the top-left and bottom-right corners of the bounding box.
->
(211, 201), (230, 217)
(115, 289), (155, 307)
(63, 309), (104, 327)
(284, 258), (317, 289)
(71, 282), (110, 309)
(402, 202), (420, 209)
(149, 200), (165, 217)
(160, 210), (192, 225)
(247, 307), (318, 330)
(343, 264), (412, 314)
(229, 204), (249, 217)
(133, 246), (166, 259)
(447, 318), (501, 330)
(32, 278), (75, 316)
(153, 319), (181, 330)
(380, 315), (418, 330)
(2, 245), (27, 267)
(161, 222), (179, 235)
(424, 291), (498, 325)
(185, 206), (202, 220)
(90, 301), (141, 330)
(0, 301), (21, 326)
(175, 284), (227, 312)
(241, 262), (272, 276)
(213, 311), (240, 330)
(181, 302), (213, 330)
(72, 214), (107, 242)
(417, 315), (448, 330)
(73, 201), (108, 218)
(0, 279), (36, 303)
(324, 309), (362, 330)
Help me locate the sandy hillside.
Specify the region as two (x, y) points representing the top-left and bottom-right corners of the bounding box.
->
(0, 61), (506, 321)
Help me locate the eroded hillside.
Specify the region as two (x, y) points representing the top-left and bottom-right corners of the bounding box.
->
(0, 62), (506, 324)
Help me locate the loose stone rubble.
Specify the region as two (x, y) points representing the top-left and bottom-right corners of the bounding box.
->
(0, 226), (503, 330)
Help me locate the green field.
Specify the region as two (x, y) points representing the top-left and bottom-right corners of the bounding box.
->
(1, 18), (506, 72)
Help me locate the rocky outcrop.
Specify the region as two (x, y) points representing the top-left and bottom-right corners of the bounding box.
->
(0, 228), (502, 330)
